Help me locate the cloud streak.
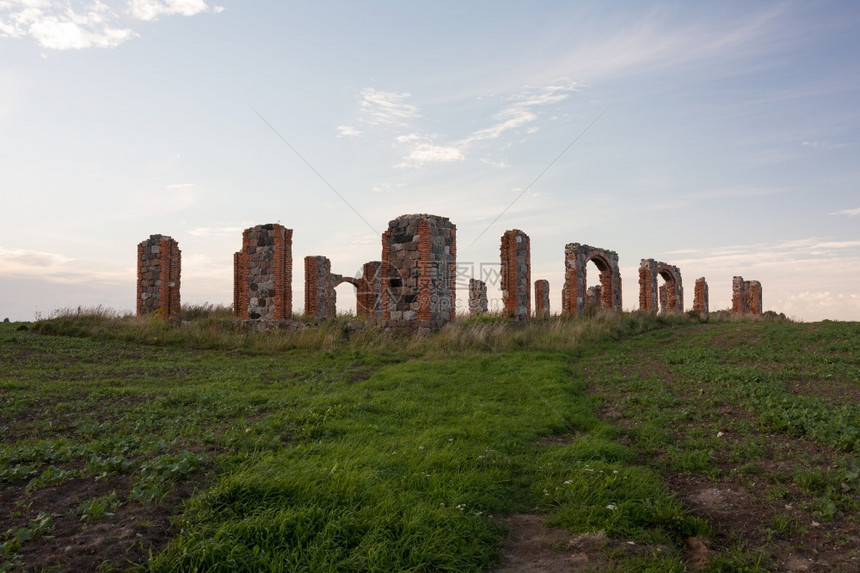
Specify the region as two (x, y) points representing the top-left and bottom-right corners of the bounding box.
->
(0, 0), (223, 50)
(371, 81), (580, 168)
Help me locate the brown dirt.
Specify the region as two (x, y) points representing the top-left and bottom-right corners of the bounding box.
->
(1, 465), (211, 571)
(493, 514), (610, 572)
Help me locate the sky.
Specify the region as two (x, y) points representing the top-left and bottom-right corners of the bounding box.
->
(1, 0), (858, 322)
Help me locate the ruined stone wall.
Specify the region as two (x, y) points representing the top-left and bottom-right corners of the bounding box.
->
(382, 214), (456, 334)
(500, 229), (531, 321)
(534, 280), (550, 318)
(747, 280), (762, 316)
(468, 279), (488, 315)
(732, 276), (746, 315)
(137, 235), (180, 319)
(561, 244), (621, 316)
(233, 224), (292, 321)
(357, 261), (383, 319)
(693, 277), (709, 316)
(638, 259), (682, 313)
(732, 276), (763, 316)
(304, 256), (336, 320)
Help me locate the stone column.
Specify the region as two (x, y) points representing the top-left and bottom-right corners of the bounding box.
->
(500, 229), (531, 320)
(137, 235), (181, 319)
(534, 279), (550, 318)
(468, 279), (488, 315)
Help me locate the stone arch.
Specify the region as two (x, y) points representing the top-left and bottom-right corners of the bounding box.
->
(332, 276), (360, 289)
(562, 244), (621, 316)
(639, 259), (683, 313)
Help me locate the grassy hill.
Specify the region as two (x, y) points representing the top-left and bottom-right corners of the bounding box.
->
(1, 312), (857, 571)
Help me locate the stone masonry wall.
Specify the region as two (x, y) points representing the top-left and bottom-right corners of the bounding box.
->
(233, 224), (292, 321)
(304, 256), (336, 320)
(137, 235), (181, 319)
(534, 279), (550, 318)
(562, 243), (621, 316)
(732, 276), (763, 316)
(468, 279), (488, 315)
(638, 259), (683, 313)
(747, 280), (762, 316)
(500, 229), (531, 320)
(382, 214), (456, 334)
(357, 261), (383, 319)
(693, 277), (709, 316)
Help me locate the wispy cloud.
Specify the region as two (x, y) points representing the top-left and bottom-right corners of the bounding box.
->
(379, 81), (579, 169)
(830, 207), (860, 217)
(129, 0), (219, 21)
(0, 246), (128, 284)
(359, 88), (420, 127)
(337, 125), (361, 137)
(0, 0), (223, 50)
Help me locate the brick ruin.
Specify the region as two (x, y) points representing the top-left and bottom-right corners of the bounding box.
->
(382, 214), (456, 334)
(468, 279), (488, 315)
(534, 280), (550, 318)
(500, 229), (531, 320)
(692, 277), (709, 316)
(562, 244), (622, 316)
(638, 259), (683, 313)
(732, 276), (762, 316)
(304, 256), (336, 320)
(137, 235), (181, 319)
(137, 217), (767, 327)
(303, 257), (383, 321)
(357, 262), (383, 319)
(233, 224), (293, 321)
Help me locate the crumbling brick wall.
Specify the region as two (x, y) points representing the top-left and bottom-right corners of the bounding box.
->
(534, 280), (550, 318)
(732, 276), (763, 316)
(693, 277), (709, 316)
(357, 261), (383, 319)
(382, 214), (456, 333)
(500, 229), (531, 320)
(585, 285), (602, 314)
(747, 280), (762, 315)
(304, 256), (336, 320)
(561, 244), (621, 316)
(233, 224), (292, 321)
(639, 259), (683, 313)
(468, 279), (488, 315)
(137, 235), (180, 319)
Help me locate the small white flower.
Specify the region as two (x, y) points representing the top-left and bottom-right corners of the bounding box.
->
(418, 445), (425, 450)
(563, 480), (573, 485)
(456, 504), (465, 511)
(606, 504), (617, 510)
(717, 431), (725, 438)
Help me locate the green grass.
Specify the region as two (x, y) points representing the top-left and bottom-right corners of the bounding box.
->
(1, 311), (857, 571)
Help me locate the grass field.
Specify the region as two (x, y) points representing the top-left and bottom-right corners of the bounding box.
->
(1, 311), (857, 571)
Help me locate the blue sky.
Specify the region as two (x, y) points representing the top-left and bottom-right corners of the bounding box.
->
(1, 1), (858, 321)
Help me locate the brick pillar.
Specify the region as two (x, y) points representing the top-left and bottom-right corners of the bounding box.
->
(305, 256), (335, 320)
(732, 276), (747, 315)
(500, 229), (531, 321)
(468, 279), (488, 315)
(235, 224), (292, 321)
(534, 279), (550, 317)
(747, 280), (762, 316)
(639, 259), (658, 312)
(358, 261), (382, 319)
(693, 277), (709, 316)
(137, 234), (180, 320)
(383, 214), (456, 333)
